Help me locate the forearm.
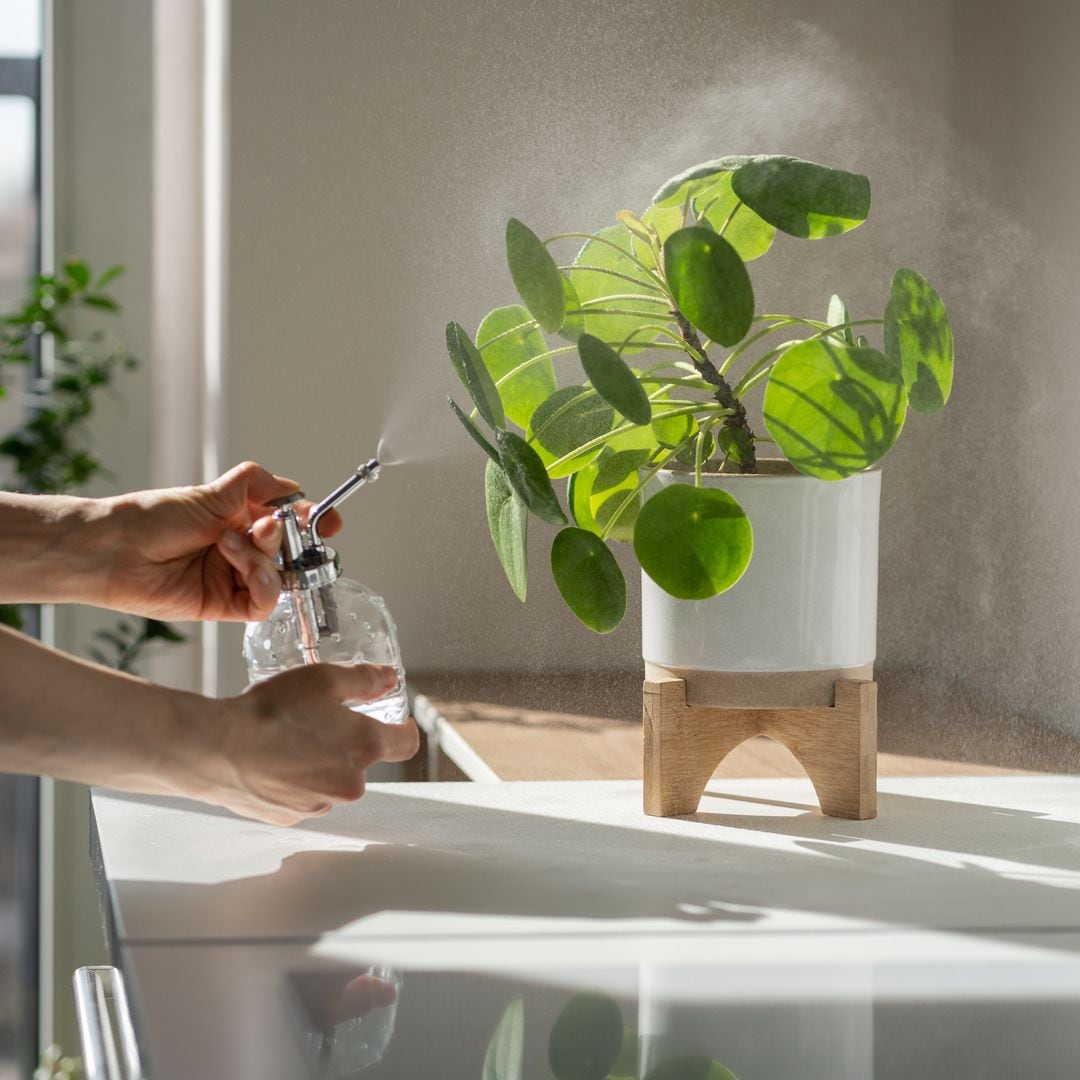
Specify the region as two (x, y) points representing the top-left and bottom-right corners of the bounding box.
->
(0, 492), (115, 606)
(0, 624), (217, 796)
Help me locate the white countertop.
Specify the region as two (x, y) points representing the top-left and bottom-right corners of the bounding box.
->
(90, 777), (1080, 1079)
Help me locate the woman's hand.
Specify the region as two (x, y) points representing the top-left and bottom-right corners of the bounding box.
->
(203, 663), (420, 826)
(96, 461), (344, 622)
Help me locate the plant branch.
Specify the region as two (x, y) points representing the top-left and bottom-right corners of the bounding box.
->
(673, 311), (757, 473)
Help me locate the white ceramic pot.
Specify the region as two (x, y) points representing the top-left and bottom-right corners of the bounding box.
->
(641, 461), (880, 706)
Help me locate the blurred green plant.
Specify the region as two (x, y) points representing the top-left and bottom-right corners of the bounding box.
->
(445, 155), (955, 633)
(0, 258), (185, 666)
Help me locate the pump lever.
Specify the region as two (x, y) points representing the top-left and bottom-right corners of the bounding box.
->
(308, 458), (380, 549)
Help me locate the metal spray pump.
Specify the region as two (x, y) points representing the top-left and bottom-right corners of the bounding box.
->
(242, 459), (408, 724)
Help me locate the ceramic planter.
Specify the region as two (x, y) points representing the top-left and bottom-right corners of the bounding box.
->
(641, 460), (880, 708)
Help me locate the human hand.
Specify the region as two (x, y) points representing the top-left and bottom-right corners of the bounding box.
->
(96, 461), (344, 621)
(199, 663), (419, 826)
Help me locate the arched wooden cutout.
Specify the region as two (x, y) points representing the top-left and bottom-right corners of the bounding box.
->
(643, 677), (877, 820)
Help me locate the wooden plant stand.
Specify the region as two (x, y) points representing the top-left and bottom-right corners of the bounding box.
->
(643, 676), (877, 820)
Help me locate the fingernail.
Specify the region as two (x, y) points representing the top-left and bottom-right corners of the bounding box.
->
(222, 530), (243, 551)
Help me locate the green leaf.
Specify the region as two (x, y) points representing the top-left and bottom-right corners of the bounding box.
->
(633, 204), (683, 268)
(827, 294), (855, 345)
(447, 397), (499, 463)
(731, 156), (871, 239)
(652, 156), (758, 206)
(693, 172), (776, 262)
(675, 430), (716, 468)
(93, 264), (125, 289)
(664, 227), (754, 347)
(143, 619), (186, 643)
(550, 528), (626, 633)
(485, 459), (528, 601)
(548, 993), (625, 1080)
(716, 425), (753, 466)
(577, 334), (651, 426)
(634, 484), (753, 600)
(445, 321), (504, 429)
(0, 604), (23, 630)
(762, 338), (907, 479)
(476, 305), (556, 429)
(82, 294), (120, 312)
(643, 1056), (739, 1080)
(505, 218), (566, 333)
(483, 998), (524, 1080)
(616, 209), (652, 242)
(568, 226), (670, 351)
(884, 267), (953, 414)
(64, 259), (90, 288)
(496, 429), (567, 525)
(570, 448), (649, 542)
(527, 385), (614, 479)
(557, 275), (586, 342)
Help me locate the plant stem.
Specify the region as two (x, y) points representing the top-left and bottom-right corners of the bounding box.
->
(731, 318), (887, 397)
(673, 311), (757, 473)
(543, 232), (669, 293)
(545, 403), (729, 474)
(717, 199), (743, 237)
(558, 264), (667, 295)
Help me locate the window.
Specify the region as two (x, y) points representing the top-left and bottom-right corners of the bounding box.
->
(0, 1), (43, 1075)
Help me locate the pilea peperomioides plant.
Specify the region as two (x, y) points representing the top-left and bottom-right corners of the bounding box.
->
(445, 155), (954, 633)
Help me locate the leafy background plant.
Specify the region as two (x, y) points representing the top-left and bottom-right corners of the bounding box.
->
(445, 154), (954, 634)
(0, 258), (184, 670)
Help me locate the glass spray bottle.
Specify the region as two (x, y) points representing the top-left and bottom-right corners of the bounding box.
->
(242, 459), (408, 724)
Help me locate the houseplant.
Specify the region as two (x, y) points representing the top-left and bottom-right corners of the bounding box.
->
(0, 258), (184, 670)
(444, 154), (952, 701)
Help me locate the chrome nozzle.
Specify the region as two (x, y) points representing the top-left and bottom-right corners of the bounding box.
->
(309, 458), (379, 549)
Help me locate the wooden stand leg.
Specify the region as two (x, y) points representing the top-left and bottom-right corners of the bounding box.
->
(643, 677), (877, 821)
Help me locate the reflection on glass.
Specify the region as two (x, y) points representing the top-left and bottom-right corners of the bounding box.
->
(0, 0), (41, 57)
(288, 966), (402, 1078)
(0, 97), (36, 302)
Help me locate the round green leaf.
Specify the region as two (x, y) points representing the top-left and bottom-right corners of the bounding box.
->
(568, 226), (670, 351)
(652, 156), (758, 206)
(693, 172), (776, 262)
(447, 396), (499, 463)
(548, 993), (625, 1080)
(578, 333), (652, 426)
(634, 484), (753, 600)
(731, 155), (871, 239)
(506, 218), (565, 333)
(884, 267), (953, 414)
(568, 468), (598, 533)
(763, 338), (907, 479)
(664, 227), (754, 347)
(527, 385), (614, 478)
(496, 429), (567, 525)
(485, 459), (528, 602)
(446, 321), (504, 429)
(477, 305), (556, 429)
(643, 1056), (739, 1080)
(550, 528), (626, 634)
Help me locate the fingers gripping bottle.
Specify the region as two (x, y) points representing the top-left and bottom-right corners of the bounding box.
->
(242, 459), (408, 724)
